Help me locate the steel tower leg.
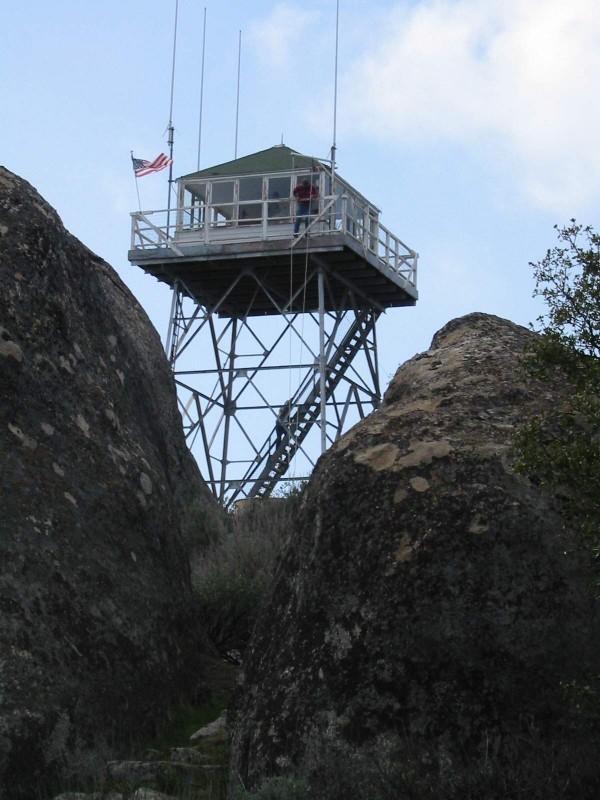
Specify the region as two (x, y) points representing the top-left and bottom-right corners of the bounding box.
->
(165, 278), (180, 361)
(318, 264), (327, 454)
(167, 263), (383, 506)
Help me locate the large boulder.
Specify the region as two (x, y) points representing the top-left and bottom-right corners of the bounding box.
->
(229, 312), (600, 791)
(0, 168), (213, 797)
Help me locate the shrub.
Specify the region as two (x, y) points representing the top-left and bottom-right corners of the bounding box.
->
(514, 221), (600, 546)
(179, 491), (228, 558)
(192, 489), (302, 652)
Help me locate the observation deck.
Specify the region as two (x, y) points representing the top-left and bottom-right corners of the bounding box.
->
(128, 145), (418, 316)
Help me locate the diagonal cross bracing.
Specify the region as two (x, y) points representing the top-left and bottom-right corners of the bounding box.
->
(240, 306), (379, 503)
(167, 258), (383, 505)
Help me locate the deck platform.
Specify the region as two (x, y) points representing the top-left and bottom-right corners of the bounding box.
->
(129, 230), (417, 317)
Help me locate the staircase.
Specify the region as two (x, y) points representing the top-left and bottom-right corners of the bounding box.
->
(230, 308), (379, 502)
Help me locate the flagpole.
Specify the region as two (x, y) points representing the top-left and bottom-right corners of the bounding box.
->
(131, 151), (142, 211)
(166, 0), (179, 237)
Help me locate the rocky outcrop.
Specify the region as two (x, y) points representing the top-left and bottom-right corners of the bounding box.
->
(0, 168), (213, 797)
(229, 312), (600, 790)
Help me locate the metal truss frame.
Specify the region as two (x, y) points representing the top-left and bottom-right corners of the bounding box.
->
(166, 259), (382, 507)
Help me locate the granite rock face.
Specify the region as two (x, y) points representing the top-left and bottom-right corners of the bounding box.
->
(229, 312), (600, 789)
(0, 168), (212, 797)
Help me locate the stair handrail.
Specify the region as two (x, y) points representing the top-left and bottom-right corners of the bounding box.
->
(229, 309), (377, 502)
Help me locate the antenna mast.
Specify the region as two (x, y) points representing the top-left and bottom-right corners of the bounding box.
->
(331, 0), (340, 188)
(166, 0), (179, 231)
(234, 30), (242, 158)
(197, 7), (207, 170)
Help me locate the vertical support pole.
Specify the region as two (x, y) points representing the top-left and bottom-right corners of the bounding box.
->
(318, 264), (327, 453)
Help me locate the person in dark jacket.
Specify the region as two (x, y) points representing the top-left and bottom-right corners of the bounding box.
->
(275, 400), (292, 447)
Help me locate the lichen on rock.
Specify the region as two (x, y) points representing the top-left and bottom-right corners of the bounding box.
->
(228, 312), (600, 792)
(0, 167), (214, 798)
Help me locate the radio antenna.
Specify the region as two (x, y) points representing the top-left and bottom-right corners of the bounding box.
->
(196, 7), (207, 170)
(166, 0), (179, 230)
(331, 0), (340, 188)
(235, 30), (242, 158)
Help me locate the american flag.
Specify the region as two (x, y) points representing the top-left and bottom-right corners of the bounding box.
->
(131, 153), (173, 178)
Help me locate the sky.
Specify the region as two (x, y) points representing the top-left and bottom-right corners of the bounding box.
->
(2, 0), (599, 485)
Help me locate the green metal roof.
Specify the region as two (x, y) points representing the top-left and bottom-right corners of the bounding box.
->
(178, 145), (323, 181)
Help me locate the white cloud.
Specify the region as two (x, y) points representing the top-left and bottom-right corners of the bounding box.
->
(247, 4), (321, 73)
(342, 0), (600, 212)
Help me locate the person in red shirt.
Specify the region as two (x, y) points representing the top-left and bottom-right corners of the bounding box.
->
(293, 178), (319, 235)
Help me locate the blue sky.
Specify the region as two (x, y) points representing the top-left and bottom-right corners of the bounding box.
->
(2, 0), (598, 386)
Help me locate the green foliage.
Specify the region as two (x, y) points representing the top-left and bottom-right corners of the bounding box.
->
(513, 221), (600, 544)
(235, 776), (309, 800)
(180, 492), (229, 556)
(527, 221), (600, 361)
(141, 699), (228, 751)
(192, 492), (301, 651)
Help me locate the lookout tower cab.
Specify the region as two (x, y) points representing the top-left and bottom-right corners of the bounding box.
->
(128, 144), (418, 505)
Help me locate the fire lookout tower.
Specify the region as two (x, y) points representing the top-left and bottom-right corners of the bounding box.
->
(128, 144), (418, 506)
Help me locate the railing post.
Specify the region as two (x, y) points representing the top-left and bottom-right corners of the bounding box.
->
(369, 214), (377, 254)
(262, 200), (268, 239)
(204, 204), (210, 245)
